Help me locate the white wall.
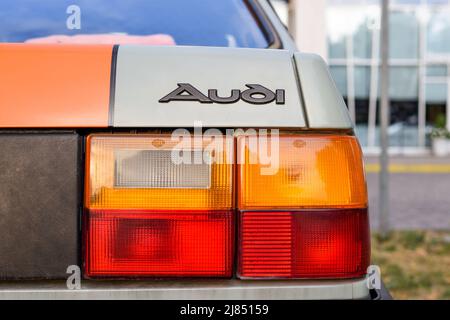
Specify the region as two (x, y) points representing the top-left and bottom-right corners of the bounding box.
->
(270, 0), (289, 25)
(288, 0), (328, 60)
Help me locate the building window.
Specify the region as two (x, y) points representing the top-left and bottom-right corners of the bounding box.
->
(327, 0), (450, 152)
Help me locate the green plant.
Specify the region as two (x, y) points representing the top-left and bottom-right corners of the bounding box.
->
(431, 114), (450, 139)
(431, 128), (450, 139)
(435, 113), (446, 129)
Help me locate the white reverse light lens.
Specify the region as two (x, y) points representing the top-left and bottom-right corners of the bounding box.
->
(114, 150), (211, 189)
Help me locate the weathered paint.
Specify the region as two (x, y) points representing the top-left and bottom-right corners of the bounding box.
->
(0, 44), (112, 128)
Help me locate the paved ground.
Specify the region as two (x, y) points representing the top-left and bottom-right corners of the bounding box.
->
(365, 156), (450, 230)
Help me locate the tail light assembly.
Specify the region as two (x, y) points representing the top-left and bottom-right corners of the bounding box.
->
(84, 133), (370, 280)
(84, 135), (234, 277)
(237, 135), (369, 279)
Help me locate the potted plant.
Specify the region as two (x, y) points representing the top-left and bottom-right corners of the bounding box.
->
(431, 113), (450, 157)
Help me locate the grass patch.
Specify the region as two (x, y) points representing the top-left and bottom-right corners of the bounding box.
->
(399, 231), (425, 250)
(372, 230), (450, 300)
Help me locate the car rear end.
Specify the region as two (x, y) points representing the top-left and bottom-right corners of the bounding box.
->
(0, 0), (377, 300)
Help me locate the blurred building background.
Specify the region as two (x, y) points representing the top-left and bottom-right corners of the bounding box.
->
(271, 0), (450, 154)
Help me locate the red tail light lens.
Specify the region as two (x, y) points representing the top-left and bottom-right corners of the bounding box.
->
(239, 209), (370, 279)
(85, 210), (234, 277)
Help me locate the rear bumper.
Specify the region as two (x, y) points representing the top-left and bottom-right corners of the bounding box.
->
(0, 278), (371, 300)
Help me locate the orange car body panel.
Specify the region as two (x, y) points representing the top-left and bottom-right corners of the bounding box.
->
(0, 44), (112, 128)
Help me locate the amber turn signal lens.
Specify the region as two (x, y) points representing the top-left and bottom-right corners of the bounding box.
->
(237, 135), (367, 209)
